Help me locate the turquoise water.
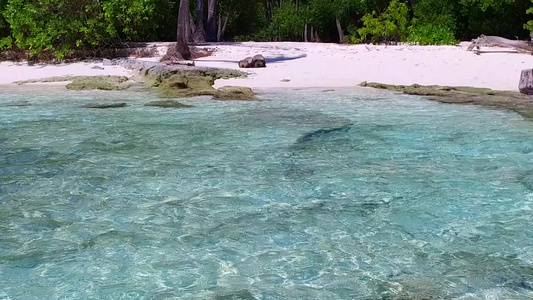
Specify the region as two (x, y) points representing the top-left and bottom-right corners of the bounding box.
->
(1, 87), (533, 299)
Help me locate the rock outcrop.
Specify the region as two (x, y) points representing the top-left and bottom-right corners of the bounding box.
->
(359, 81), (533, 118)
(156, 74), (216, 97)
(14, 59), (249, 100)
(519, 69), (533, 95)
(66, 76), (132, 91)
(116, 58), (246, 98)
(214, 86), (256, 101)
(238, 55), (266, 68)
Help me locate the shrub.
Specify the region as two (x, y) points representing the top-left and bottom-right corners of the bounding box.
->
(2, 0), (173, 60)
(357, 0), (410, 44)
(407, 22), (459, 45)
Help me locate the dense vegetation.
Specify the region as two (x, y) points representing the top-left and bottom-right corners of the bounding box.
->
(1, 0), (533, 59)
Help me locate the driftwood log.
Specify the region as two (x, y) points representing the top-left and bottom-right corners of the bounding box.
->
(519, 69), (533, 95)
(467, 34), (533, 54)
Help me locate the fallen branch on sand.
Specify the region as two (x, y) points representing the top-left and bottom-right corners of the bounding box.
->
(467, 34), (533, 54)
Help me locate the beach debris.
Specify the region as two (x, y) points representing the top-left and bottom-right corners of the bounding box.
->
(144, 100), (193, 108)
(467, 35), (533, 54)
(214, 86), (256, 101)
(102, 59), (117, 66)
(238, 54), (266, 68)
(281, 79), (291, 82)
(82, 103), (127, 109)
(519, 69), (533, 95)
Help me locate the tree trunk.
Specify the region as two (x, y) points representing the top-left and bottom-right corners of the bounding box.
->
(188, 10), (195, 43)
(194, 0), (206, 43)
(206, 0), (217, 42)
(310, 26), (314, 42)
(304, 23), (308, 42)
(519, 69), (533, 94)
(176, 0), (191, 60)
(336, 17), (346, 44)
(217, 13), (229, 41)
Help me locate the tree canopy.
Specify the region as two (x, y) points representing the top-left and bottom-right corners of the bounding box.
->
(1, 0), (533, 59)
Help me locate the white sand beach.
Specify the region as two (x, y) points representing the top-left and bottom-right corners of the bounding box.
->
(0, 61), (132, 85)
(2, 42), (533, 91)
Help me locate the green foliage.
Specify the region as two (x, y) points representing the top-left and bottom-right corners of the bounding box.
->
(268, 2), (306, 41)
(458, 0), (530, 40)
(407, 23), (458, 45)
(405, 0), (458, 45)
(525, 0), (533, 32)
(2, 0), (175, 60)
(0, 0), (532, 58)
(357, 0), (409, 44)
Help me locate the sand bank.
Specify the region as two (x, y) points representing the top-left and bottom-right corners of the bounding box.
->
(2, 42), (533, 91)
(0, 61), (132, 85)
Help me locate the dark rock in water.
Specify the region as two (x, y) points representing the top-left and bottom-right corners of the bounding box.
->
(519, 170), (533, 191)
(296, 125), (352, 144)
(82, 103), (127, 109)
(239, 54), (266, 68)
(214, 86), (255, 101)
(214, 290), (257, 300)
(520, 146), (533, 154)
(144, 100), (193, 108)
(67, 76), (132, 91)
(91, 65), (104, 70)
(5, 101), (31, 107)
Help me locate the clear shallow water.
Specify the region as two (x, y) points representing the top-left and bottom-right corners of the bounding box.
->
(1, 87), (533, 299)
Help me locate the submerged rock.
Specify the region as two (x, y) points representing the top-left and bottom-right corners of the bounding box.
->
(214, 290), (257, 300)
(5, 101), (31, 107)
(296, 125), (352, 144)
(144, 100), (193, 108)
(82, 103), (127, 109)
(67, 76), (132, 91)
(359, 81), (533, 119)
(214, 86), (256, 101)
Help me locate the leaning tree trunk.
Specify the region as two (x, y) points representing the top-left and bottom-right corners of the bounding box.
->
(174, 0), (192, 60)
(217, 12), (229, 42)
(194, 0), (206, 43)
(187, 10), (195, 43)
(206, 0), (217, 42)
(519, 69), (533, 95)
(336, 17), (346, 44)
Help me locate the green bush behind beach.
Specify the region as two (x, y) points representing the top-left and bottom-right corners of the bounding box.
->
(1, 0), (533, 59)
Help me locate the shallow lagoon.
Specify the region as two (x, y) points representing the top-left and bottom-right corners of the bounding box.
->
(1, 88), (533, 299)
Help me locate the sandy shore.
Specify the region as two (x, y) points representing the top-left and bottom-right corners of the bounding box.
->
(2, 42), (533, 91)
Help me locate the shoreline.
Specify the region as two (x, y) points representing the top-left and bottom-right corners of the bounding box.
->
(3, 42), (533, 91)
(3, 42), (533, 118)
